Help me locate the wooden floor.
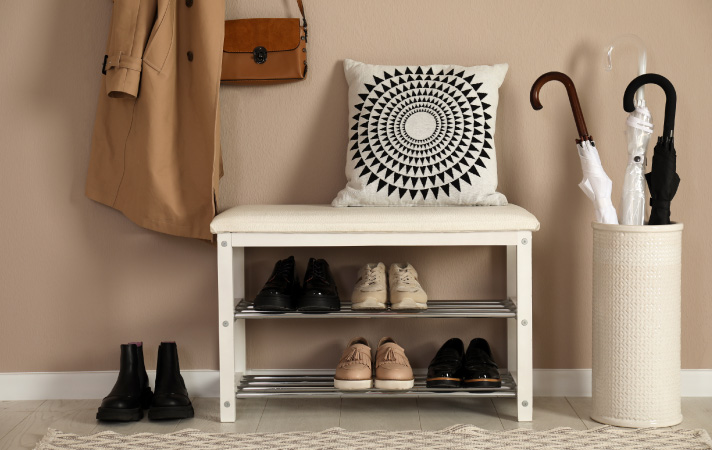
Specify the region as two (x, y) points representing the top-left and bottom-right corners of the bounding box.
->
(1, 397), (711, 448)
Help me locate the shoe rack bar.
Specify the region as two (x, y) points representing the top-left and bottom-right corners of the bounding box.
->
(234, 299), (517, 319)
(235, 370), (516, 398)
(216, 230), (534, 423)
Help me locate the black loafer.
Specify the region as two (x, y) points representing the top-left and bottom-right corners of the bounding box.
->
(254, 256), (300, 311)
(426, 338), (465, 388)
(463, 338), (501, 389)
(297, 258), (340, 312)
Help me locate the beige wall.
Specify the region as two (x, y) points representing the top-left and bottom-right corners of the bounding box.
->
(1, 0), (710, 373)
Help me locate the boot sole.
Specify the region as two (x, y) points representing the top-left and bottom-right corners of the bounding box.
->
(254, 294), (295, 311)
(148, 405), (195, 420)
(96, 407), (143, 422)
(297, 295), (340, 312)
(374, 379), (415, 390)
(334, 378), (373, 390)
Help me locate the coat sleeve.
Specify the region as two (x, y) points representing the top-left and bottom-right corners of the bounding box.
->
(103, 0), (157, 99)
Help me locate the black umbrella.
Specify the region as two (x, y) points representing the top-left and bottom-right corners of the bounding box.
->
(624, 74), (679, 225)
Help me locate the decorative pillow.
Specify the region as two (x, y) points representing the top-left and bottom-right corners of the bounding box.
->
(332, 59), (508, 207)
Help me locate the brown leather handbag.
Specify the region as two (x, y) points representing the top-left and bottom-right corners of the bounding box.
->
(221, 0), (308, 85)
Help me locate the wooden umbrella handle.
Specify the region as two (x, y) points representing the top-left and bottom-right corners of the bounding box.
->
(531, 72), (591, 142)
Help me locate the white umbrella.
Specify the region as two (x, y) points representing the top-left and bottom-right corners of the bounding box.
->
(578, 140), (619, 224)
(605, 35), (653, 225)
(531, 71), (619, 224)
(618, 104), (653, 225)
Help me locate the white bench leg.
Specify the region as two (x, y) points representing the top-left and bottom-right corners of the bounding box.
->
(218, 233), (236, 422)
(233, 247), (246, 416)
(508, 234), (533, 421)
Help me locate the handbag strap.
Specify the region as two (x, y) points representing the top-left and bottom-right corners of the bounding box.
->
(297, 0), (307, 27)
(230, 2), (306, 25)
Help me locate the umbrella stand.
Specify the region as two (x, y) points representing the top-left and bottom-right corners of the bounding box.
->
(530, 72), (618, 224)
(591, 73), (683, 428)
(591, 222), (683, 427)
(530, 71), (684, 426)
(624, 74), (679, 225)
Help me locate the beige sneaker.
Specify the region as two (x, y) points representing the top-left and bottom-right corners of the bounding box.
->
(351, 263), (387, 310)
(374, 337), (415, 390)
(389, 263), (428, 310)
(334, 337), (373, 390)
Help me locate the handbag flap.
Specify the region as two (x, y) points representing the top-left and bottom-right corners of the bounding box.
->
(224, 18), (302, 53)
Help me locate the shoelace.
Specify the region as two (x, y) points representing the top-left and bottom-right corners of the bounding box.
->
(363, 267), (379, 286)
(276, 260), (293, 278)
(394, 268), (420, 292)
(268, 259), (293, 283)
(396, 268), (414, 285)
(311, 260), (327, 282)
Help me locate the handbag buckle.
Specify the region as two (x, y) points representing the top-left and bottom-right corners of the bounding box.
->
(253, 47), (267, 64)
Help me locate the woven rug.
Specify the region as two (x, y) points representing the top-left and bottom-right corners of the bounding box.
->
(36, 425), (712, 450)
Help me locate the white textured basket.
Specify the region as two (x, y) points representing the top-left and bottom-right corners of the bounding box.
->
(591, 222), (683, 428)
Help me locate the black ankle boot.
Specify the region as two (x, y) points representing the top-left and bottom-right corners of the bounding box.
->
(97, 343), (153, 421)
(133, 342), (154, 409)
(148, 342), (194, 420)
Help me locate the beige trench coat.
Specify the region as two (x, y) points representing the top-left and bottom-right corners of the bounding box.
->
(86, 0), (225, 240)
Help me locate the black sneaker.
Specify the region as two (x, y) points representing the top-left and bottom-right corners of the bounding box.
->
(463, 338), (501, 389)
(254, 256), (300, 311)
(426, 338), (465, 388)
(297, 258), (340, 312)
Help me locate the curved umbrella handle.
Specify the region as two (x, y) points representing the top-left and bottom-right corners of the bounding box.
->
(530, 72), (591, 141)
(624, 73), (676, 138)
(605, 34), (648, 104)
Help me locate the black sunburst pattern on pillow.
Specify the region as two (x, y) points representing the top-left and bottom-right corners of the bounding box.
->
(350, 67), (493, 200)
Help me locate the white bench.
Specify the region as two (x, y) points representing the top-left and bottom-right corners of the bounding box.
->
(212, 204), (539, 422)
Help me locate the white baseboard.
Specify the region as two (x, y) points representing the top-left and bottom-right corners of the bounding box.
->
(0, 369), (710, 401)
(0, 370), (220, 401)
(532, 369), (712, 397)
(533, 369), (593, 397)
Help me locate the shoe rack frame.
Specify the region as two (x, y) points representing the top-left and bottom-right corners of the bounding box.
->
(216, 230), (533, 423)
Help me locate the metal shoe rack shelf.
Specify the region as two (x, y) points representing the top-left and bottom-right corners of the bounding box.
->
(215, 207), (535, 423)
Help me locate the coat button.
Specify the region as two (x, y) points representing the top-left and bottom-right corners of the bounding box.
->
(186, 0), (193, 6)
(187, 51), (194, 61)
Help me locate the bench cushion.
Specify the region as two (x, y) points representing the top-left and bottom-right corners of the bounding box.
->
(211, 205), (539, 234)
